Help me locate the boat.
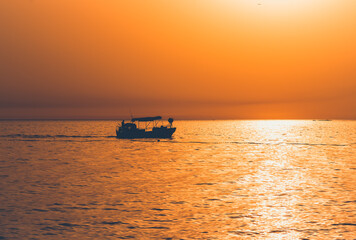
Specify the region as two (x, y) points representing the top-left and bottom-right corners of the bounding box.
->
(116, 116), (176, 139)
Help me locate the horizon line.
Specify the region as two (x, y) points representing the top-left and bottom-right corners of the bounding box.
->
(0, 118), (354, 121)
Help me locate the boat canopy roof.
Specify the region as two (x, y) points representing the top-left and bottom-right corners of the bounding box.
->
(131, 116), (162, 122)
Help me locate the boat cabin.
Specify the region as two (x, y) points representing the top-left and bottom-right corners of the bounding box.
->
(116, 116), (176, 139)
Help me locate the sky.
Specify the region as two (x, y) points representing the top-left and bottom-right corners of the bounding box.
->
(0, 0), (355, 119)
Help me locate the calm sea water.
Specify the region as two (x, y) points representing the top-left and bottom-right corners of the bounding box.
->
(0, 120), (355, 239)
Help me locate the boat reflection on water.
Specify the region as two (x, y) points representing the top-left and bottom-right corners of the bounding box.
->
(116, 116), (176, 139)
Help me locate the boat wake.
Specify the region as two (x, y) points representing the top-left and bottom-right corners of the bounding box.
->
(0, 134), (116, 139)
(133, 139), (350, 147)
(1, 134), (351, 147)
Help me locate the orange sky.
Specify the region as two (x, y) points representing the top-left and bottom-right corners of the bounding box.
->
(0, 0), (355, 119)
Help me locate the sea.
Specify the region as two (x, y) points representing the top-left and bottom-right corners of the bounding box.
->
(0, 120), (355, 239)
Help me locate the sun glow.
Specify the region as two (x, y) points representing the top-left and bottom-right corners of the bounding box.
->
(0, 0), (355, 119)
(204, 0), (335, 20)
(254, 0), (324, 12)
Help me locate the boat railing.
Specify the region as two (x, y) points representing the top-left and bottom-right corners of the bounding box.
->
(117, 117), (174, 131)
(137, 119), (173, 130)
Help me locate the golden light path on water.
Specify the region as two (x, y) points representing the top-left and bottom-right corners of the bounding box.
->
(226, 120), (354, 239)
(237, 121), (306, 239)
(0, 120), (355, 239)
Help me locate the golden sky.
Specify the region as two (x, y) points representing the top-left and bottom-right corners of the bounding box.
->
(0, 0), (355, 119)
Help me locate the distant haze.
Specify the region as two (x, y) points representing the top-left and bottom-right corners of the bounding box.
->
(0, 0), (355, 119)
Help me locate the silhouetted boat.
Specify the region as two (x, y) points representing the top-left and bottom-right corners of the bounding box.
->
(116, 116), (176, 139)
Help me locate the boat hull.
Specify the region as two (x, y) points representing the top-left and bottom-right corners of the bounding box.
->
(116, 127), (176, 139)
